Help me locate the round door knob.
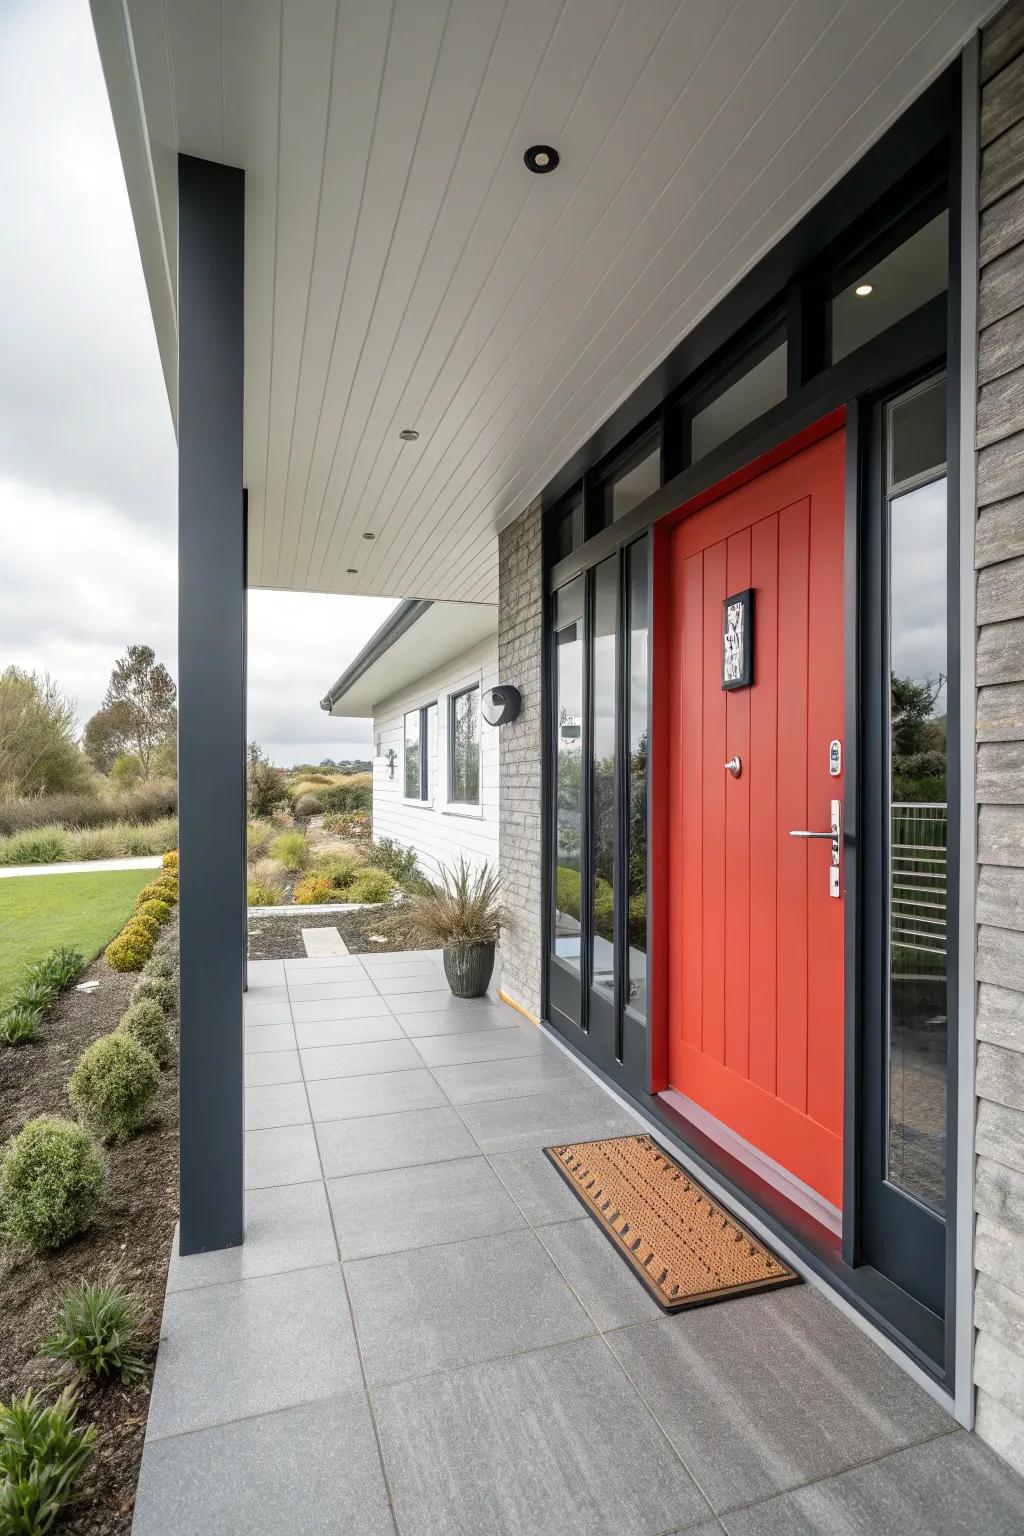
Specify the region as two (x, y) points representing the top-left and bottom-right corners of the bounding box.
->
(725, 756), (742, 778)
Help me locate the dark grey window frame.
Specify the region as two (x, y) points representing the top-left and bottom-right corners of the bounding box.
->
(447, 683), (481, 806)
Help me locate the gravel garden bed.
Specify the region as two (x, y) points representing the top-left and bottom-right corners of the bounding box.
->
(0, 943), (179, 1535)
(248, 903), (435, 959)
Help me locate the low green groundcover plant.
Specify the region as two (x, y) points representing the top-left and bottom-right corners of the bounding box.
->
(0, 1006), (43, 1048)
(117, 998), (172, 1069)
(247, 880), (283, 907)
(0, 1118), (106, 1255)
(39, 1277), (146, 1383)
(68, 1033), (159, 1145)
(365, 837), (428, 891)
(0, 1387), (97, 1535)
(0, 947), (84, 1051)
(347, 869), (396, 904)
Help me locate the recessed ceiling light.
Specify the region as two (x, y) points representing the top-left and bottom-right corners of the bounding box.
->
(346, 567), (358, 575)
(855, 283), (873, 297)
(362, 531), (375, 541)
(398, 428), (420, 441)
(524, 144), (559, 175)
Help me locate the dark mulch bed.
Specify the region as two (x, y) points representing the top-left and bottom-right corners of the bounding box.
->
(248, 903), (434, 958)
(0, 945), (179, 1536)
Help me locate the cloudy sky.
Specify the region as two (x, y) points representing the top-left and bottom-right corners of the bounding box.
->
(0, 0), (395, 769)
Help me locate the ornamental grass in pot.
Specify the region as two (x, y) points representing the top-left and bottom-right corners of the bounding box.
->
(401, 858), (505, 998)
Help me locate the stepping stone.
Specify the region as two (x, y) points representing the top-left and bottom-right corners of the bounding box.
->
(302, 927), (349, 958)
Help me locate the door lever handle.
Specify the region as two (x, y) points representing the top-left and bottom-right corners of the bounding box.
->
(790, 801), (842, 899)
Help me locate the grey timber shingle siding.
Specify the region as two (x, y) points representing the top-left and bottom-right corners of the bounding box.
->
(975, 0), (1024, 1476)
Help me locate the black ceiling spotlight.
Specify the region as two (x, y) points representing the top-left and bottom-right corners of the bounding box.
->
(362, 531), (375, 540)
(524, 144), (559, 175)
(398, 428), (420, 441)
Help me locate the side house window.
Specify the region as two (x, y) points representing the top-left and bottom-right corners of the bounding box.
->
(448, 685), (480, 805)
(404, 703), (436, 801)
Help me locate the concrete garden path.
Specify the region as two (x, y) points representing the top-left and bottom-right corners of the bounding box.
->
(131, 950), (1024, 1536)
(0, 855), (162, 879)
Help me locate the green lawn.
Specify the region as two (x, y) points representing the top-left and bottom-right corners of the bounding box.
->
(0, 869), (153, 1006)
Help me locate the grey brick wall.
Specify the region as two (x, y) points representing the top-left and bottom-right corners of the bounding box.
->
(497, 497), (544, 1020)
(974, 0), (1024, 1476)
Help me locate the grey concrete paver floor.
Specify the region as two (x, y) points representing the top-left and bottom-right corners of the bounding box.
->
(132, 951), (1024, 1536)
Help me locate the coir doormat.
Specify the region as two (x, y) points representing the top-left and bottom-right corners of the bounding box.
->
(544, 1134), (799, 1312)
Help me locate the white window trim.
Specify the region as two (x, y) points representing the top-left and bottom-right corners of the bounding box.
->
(442, 672), (484, 816)
(402, 699), (437, 808)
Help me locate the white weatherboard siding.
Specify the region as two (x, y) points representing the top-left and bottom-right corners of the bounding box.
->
(371, 636), (499, 884)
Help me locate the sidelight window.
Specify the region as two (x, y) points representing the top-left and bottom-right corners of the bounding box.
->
(553, 580), (584, 973)
(448, 685), (480, 805)
(885, 373), (948, 1216)
(590, 559), (618, 1002)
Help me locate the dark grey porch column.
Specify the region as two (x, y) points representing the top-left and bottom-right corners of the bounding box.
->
(177, 154), (245, 1255)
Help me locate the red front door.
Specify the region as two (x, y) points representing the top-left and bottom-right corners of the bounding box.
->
(663, 429), (846, 1209)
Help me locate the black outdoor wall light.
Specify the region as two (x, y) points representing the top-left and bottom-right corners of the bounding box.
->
(481, 685), (522, 727)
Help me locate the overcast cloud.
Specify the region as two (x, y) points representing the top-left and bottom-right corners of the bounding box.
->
(0, 0), (394, 768)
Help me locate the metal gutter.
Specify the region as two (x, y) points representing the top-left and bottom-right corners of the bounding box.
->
(319, 599), (432, 711)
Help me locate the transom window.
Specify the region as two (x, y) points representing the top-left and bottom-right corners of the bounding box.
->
(448, 685), (480, 805)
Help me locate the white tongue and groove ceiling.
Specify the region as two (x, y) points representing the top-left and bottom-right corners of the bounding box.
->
(94, 0), (986, 603)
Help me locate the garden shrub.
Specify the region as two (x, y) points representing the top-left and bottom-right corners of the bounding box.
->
(104, 929), (153, 973)
(0, 782), (176, 839)
(249, 857), (285, 894)
(136, 877), (177, 907)
(246, 821), (272, 862)
(161, 849), (178, 871)
(121, 815), (178, 856)
(118, 999), (172, 1068)
(0, 1117), (105, 1254)
(39, 1277), (146, 1383)
(366, 837), (425, 889)
(63, 825), (122, 861)
(136, 898), (171, 926)
(292, 875), (336, 905)
(130, 973), (177, 1015)
(0, 826), (72, 867)
(347, 869), (396, 904)
(319, 777), (372, 814)
(247, 881), (283, 907)
(269, 830), (309, 873)
(0, 1004), (43, 1047)
(312, 852), (360, 888)
(0, 1388), (96, 1530)
(68, 1032), (159, 1145)
(143, 932), (179, 984)
(124, 913), (159, 943)
(247, 759), (287, 819)
(294, 792), (323, 818)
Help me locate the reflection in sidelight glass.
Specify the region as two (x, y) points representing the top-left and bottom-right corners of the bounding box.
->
(404, 710), (421, 799)
(591, 559), (617, 1001)
(449, 686), (480, 804)
(886, 374), (947, 1215)
(626, 540), (649, 1015)
(553, 581), (584, 972)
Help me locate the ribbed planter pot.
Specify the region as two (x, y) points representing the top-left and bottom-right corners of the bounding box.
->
(443, 941), (496, 999)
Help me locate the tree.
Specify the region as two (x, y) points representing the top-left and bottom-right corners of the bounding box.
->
(83, 699), (137, 774)
(247, 742), (287, 819)
(0, 667), (93, 796)
(98, 645), (177, 780)
(891, 672), (944, 757)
